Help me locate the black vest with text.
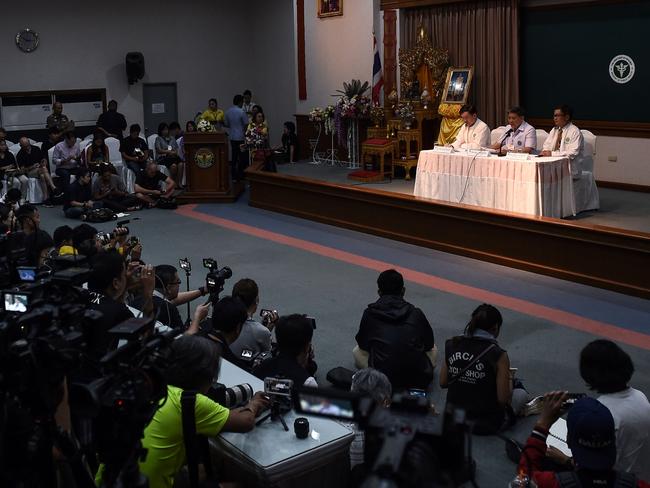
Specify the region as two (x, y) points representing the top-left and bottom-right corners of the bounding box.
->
(445, 335), (505, 431)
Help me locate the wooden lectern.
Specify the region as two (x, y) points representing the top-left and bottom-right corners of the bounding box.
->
(177, 131), (244, 203)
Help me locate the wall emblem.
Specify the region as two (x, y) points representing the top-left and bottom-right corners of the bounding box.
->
(609, 55), (635, 84)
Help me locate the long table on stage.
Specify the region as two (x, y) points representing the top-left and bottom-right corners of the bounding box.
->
(413, 150), (576, 218)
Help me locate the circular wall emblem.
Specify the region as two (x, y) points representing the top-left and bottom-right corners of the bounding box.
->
(609, 55), (635, 84)
(194, 148), (215, 168)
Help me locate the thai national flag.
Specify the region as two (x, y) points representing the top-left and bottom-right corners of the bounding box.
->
(372, 34), (384, 104)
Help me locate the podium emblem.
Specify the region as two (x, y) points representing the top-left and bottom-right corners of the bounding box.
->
(195, 148), (215, 169)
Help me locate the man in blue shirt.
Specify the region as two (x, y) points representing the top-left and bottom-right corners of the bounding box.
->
(224, 94), (250, 181)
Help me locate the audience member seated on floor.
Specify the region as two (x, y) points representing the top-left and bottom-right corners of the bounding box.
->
(133, 335), (269, 488)
(24, 229), (54, 268)
(46, 101), (72, 132)
(154, 122), (183, 186)
(348, 368), (392, 471)
(450, 104), (491, 150)
(353, 269), (436, 391)
(517, 392), (650, 488)
(540, 104), (585, 178)
(41, 126), (62, 164)
(229, 278), (276, 359)
(254, 314), (318, 387)
(53, 131), (81, 195)
(195, 296), (248, 368)
(578, 340), (650, 481)
(14, 204), (40, 236)
(92, 163), (139, 212)
(491, 106), (537, 155)
(134, 161), (175, 208)
(16, 137), (58, 205)
(137, 264), (210, 331)
(440, 304), (528, 434)
(83, 133), (110, 171)
(63, 169), (103, 219)
(120, 124), (150, 174)
(53, 225), (74, 255)
(87, 251), (155, 359)
(96, 100), (127, 140)
(199, 98), (225, 129)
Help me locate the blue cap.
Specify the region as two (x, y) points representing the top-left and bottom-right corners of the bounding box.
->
(566, 397), (617, 470)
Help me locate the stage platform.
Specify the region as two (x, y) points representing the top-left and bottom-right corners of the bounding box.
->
(246, 161), (650, 299)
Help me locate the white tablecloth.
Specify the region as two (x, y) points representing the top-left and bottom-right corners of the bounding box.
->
(413, 150), (576, 218)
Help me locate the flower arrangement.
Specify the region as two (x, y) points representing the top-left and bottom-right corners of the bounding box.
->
(309, 107), (325, 123)
(397, 103), (415, 128)
(245, 123), (268, 149)
(309, 105), (336, 135)
(370, 104), (385, 127)
(197, 119), (215, 132)
(333, 80), (372, 147)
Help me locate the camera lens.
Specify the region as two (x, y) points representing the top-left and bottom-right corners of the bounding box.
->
(294, 417), (310, 439)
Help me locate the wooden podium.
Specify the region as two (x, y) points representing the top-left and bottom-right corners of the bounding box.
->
(177, 131), (244, 203)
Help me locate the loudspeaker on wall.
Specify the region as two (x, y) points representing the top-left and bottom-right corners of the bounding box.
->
(125, 52), (145, 85)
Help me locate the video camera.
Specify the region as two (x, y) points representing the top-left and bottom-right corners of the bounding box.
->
(294, 387), (475, 488)
(202, 257), (232, 300)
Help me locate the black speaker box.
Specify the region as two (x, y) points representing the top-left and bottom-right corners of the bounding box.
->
(125, 52), (145, 85)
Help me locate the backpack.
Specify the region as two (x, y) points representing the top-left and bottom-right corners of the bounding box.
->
(556, 471), (636, 488)
(84, 207), (116, 222)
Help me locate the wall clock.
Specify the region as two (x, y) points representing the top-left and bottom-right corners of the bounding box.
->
(16, 28), (39, 53)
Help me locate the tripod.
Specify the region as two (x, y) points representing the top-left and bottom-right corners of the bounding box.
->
(255, 399), (289, 432)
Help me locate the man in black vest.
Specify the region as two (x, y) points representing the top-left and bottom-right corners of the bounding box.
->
(353, 269), (436, 391)
(254, 314), (317, 387)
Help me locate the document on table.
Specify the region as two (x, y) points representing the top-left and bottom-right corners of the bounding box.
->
(547, 418), (572, 457)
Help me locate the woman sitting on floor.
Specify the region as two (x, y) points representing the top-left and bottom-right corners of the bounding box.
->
(439, 303), (529, 434)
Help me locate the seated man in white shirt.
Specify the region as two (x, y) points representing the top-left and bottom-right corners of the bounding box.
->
(451, 104), (490, 150)
(540, 104), (584, 178)
(492, 106), (537, 155)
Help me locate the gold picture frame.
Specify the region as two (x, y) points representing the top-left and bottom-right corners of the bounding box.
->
(318, 0), (343, 18)
(442, 66), (473, 105)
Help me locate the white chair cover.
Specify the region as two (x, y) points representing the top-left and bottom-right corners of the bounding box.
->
(535, 129), (549, 152)
(490, 126), (507, 146)
(147, 134), (158, 153)
(9, 144), (21, 156)
(573, 129), (600, 213)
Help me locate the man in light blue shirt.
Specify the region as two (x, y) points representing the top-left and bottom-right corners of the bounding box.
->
(492, 106), (537, 155)
(224, 94), (250, 181)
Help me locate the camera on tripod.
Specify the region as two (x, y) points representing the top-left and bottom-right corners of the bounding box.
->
(203, 258), (232, 297)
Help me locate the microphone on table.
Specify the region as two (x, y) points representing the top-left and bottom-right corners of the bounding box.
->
(499, 127), (514, 156)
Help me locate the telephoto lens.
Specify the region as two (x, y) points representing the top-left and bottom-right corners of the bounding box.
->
(294, 417), (310, 439)
(209, 383), (253, 408)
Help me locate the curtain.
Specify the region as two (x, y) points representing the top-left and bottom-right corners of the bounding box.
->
(401, 0), (519, 129)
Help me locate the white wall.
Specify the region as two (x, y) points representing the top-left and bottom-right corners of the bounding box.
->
(595, 137), (650, 186)
(1, 0), (296, 144)
(295, 0), (376, 113)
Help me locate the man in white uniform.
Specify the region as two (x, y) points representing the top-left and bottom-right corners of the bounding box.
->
(451, 104), (490, 150)
(540, 104), (584, 178)
(492, 106), (536, 155)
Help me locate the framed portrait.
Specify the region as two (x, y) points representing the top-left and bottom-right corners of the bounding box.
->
(442, 66), (473, 104)
(318, 0), (343, 18)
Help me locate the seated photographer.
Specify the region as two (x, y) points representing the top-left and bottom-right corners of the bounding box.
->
(14, 204), (41, 236)
(63, 168), (104, 219)
(353, 269), (436, 391)
(253, 314), (318, 387)
(136, 335), (269, 488)
(229, 278), (275, 358)
(197, 296), (248, 368)
(134, 161), (176, 208)
(348, 368), (392, 470)
(144, 264), (210, 331)
(439, 304), (528, 434)
(120, 124), (150, 173)
(517, 392), (650, 488)
(87, 251), (155, 359)
(24, 229), (54, 268)
(579, 340), (650, 480)
(92, 163), (141, 212)
(53, 225), (75, 255)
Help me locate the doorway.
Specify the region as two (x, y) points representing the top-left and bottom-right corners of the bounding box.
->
(142, 83), (178, 137)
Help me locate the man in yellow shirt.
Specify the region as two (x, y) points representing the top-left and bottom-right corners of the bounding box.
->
(138, 335), (268, 488)
(199, 98), (225, 129)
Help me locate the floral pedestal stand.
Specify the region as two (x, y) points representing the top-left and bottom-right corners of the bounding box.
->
(309, 122), (323, 165)
(346, 119), (360, 169)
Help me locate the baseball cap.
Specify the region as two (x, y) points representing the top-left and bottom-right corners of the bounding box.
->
(566, 397), (617, 470)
